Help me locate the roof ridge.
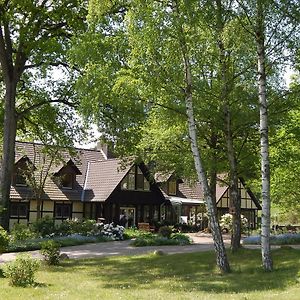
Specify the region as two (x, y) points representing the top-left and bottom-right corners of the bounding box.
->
(15, 140), (101, 153)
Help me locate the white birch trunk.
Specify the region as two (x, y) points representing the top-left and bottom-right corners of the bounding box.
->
(174, 1), (230, 270)
(256, 0), (273, 271)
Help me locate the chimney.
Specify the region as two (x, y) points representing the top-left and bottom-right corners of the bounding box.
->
(96, 142), (114, 159)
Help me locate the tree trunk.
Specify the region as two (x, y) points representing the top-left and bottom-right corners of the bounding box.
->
(208, 133), (218, 233)
(175, 3), (230, 271)
(0, 80), (17, 229)
(256, 0), (273, 271)
(224, 106), (241, 252)
(215, 0), (241, 252)
(185, 91), (230, 273)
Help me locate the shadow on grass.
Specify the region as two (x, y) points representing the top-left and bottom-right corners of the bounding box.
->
(32, 282), (49, 288)
(44, 248), (300, 294)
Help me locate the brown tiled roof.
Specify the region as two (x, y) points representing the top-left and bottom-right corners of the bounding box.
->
(176, 177), (261, 209)
(155, 172), (173, 183)
(178, 180), (228, 202)
(10, 141), (105, 202)
(83, 158), (133, 202)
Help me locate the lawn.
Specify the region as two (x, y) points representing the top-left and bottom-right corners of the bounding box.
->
(0, 248), (299, 300)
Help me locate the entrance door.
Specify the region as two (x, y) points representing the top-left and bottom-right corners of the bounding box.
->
(120, 207), (136, 228)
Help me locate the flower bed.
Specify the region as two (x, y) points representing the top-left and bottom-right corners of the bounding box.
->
(243, 233), (300, 245)
(6, 222), (125, 253)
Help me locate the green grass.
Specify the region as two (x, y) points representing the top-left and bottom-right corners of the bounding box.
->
(0, 248), (300, 299)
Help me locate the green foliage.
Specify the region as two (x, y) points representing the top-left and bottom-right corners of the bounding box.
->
(0, 226), (9, 253)
(171, 233), (192, 245)
(40, 240), (61, 265)
(2, 254), (40, 287)
(158, 226), (173, 239)
(31, 216), (56, 237)
(270, 106), (300, 218)
(131, 232), (191, 247)
(56, 219), (97, 236)
(10, 223), (36, 242)
(123, 228), (153, 240)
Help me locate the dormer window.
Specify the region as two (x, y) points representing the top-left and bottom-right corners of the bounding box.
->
(13, 156), (34, 187)
(121, 165), (150, 191)
(15, 170), (27, 186)
(61, 173), (74, 189)
(53, 159), (82, 190)
(168, 179), (177, 195)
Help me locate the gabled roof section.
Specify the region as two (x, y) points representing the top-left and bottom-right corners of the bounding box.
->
(14, 155), (36, 170)
(53, 159), (82, 176)
(177, 177), (261, 210)
(155, 171), (183, 184)
(239, 178), (262, 210)
(83, 158), (134, 202)
(155, 172), (174, 183)
(10, 141), (105, 202)
(178, 179), (228, 201)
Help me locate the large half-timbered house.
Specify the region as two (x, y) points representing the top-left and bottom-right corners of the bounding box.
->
(8, 141), (261, 229)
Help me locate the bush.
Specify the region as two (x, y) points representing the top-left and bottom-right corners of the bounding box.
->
(158, 226), (173, 239)
(52, 219), (98, 237)
(123, 228), (153, 240)
(10, 223), (36, 242)
(171, 233), (192, 245)
(56, 219), (78, 236)
(220, 213), (248, 233)
(0, 226), (9, 253)
(2, 254), (40, 286)
(131, 233), (192, 247)
(40, 240), (60, 265)
(99, 223), (125, 240)
(31, 216), (55, 237)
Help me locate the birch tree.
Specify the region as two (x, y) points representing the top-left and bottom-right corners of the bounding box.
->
(236, 0), (300, 271)
(76, 0), (231, 272)
(173, 0), (230, 272)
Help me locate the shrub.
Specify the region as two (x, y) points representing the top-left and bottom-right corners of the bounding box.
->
(79, 219), (97, 235)
(99, 223), (125, 240)
(31, 216), (55, 237)
(10, 223), (36, 242)
(171, 233), (192, 245)
(158, 226), (172, 238)
(56, 219), (78, 236)
(0, 226), (9, 253)
(131, 233), (192, 247)
(220, 213), (248, 233)
(123, 228), (153, 240)
(40, 240), (60, 265)
(54, 219), (97, 237)
(2, 254), (40, 286)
